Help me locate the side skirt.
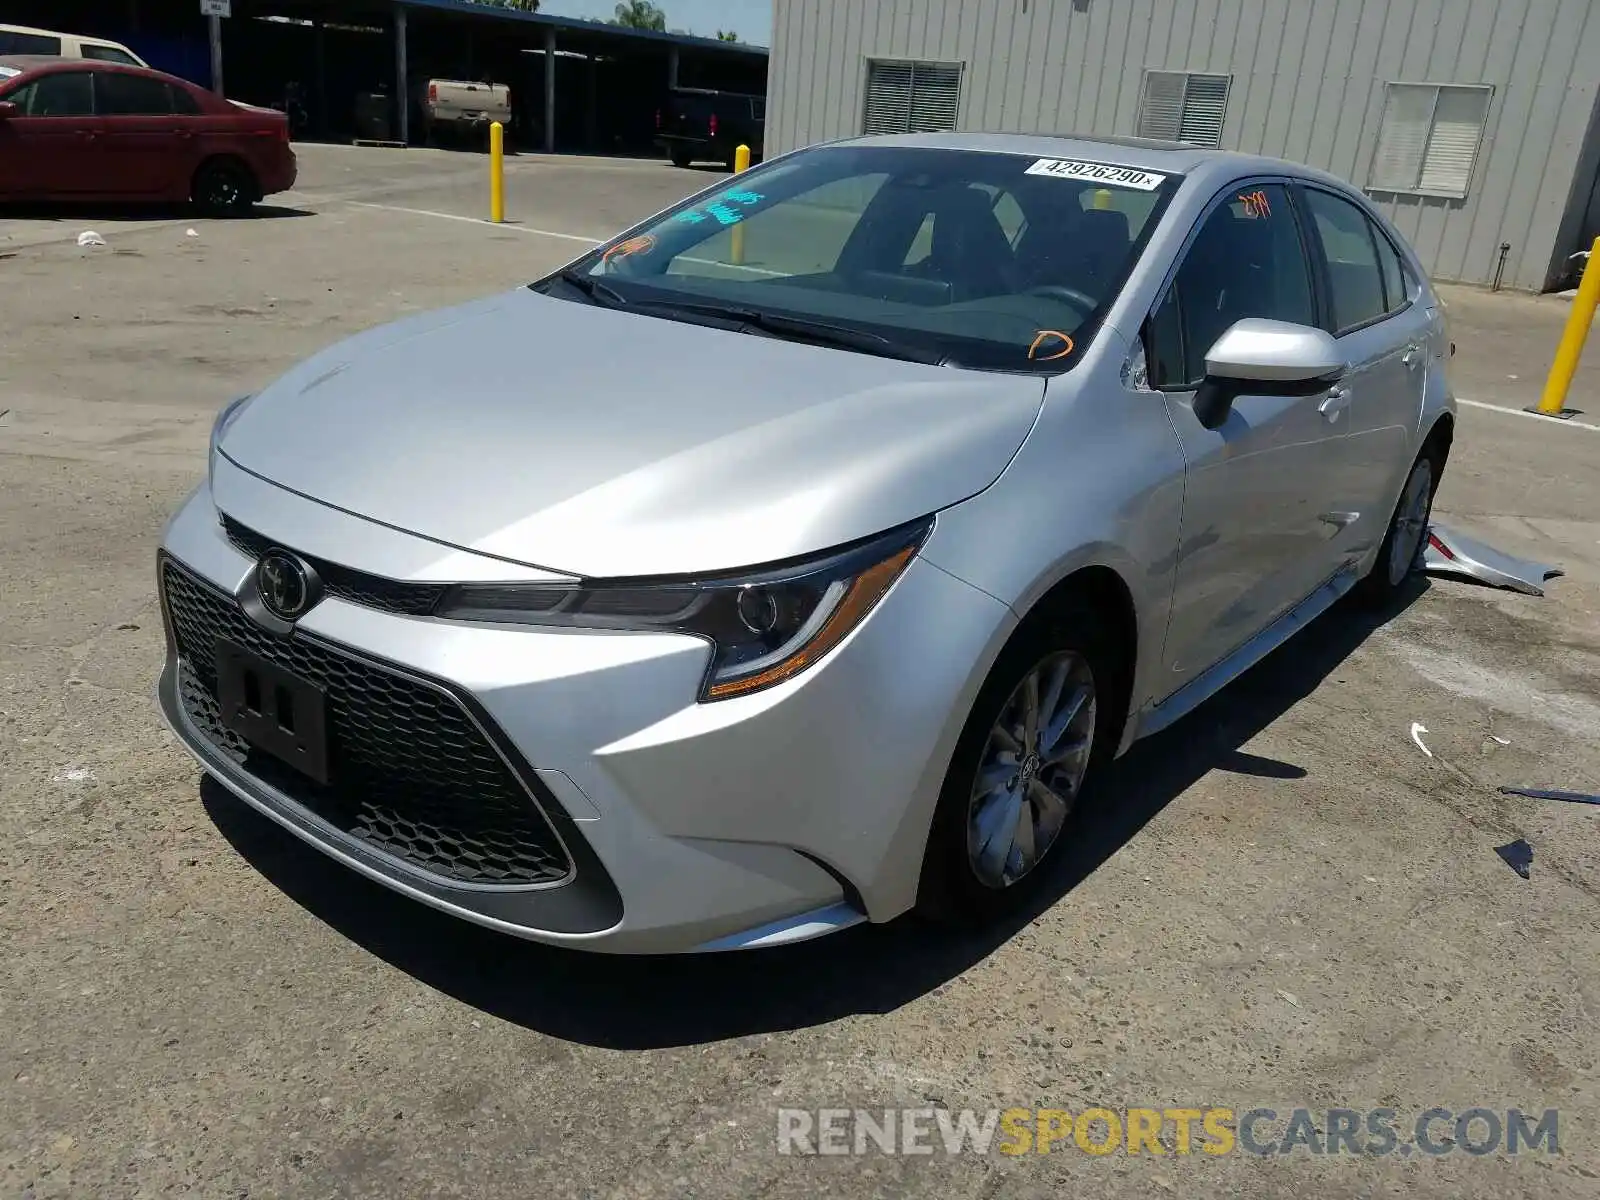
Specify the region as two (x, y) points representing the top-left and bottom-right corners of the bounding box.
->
(1126, 564), (1359, 746)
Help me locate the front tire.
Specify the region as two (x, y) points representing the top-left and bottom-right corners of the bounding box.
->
(670, 148), (693, 168)
(916, 600), (1122, 925)
(1355, 447), (1440, 606)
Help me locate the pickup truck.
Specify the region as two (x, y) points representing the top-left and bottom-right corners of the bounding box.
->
(655, 87), (764, 169)
(0, 23), (145, 65)
(416, 77), (511, 148)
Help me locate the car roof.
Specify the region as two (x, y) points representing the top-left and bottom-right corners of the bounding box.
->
(0, 54), (183, 81)
(0, 22), (134, 45)
(0, 54), (73, 70)
(831, 131), (1358, 194)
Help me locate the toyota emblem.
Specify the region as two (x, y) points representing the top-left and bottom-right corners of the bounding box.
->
(256, 550), (316, 621)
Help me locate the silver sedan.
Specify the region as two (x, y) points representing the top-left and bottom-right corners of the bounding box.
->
(156, 132), (1454, 952)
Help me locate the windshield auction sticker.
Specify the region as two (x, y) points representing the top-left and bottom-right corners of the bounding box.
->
(1025, 159), (1168, 190)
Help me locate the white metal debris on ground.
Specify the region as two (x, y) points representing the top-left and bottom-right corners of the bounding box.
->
(76, 232), (107, 248)
(186, 228), (200, 238)
(1410, 723), (1434, 758)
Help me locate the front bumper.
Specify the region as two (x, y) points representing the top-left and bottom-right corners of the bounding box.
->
(156, 473), (1015, 953)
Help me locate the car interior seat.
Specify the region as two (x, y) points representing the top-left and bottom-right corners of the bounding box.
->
(919, 185), (1018, 301)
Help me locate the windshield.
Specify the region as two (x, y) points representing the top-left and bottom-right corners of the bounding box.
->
(540, 144), (1178, 371)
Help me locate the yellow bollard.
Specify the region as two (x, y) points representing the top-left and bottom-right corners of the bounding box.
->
(489, 121), (505, 224)
(731, 143), (751, 266)
(1534, 234), (1600, 418)
(1093, 188), (1113, 210)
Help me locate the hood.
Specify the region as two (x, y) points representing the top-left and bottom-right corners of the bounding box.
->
(220, 289), (1046, 578)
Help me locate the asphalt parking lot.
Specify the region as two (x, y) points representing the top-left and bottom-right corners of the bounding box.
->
(3, 144), (1600, 1199)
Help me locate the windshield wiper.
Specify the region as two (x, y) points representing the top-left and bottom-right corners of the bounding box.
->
(547, 269), (629, 307)
(629, 299), (947, 365)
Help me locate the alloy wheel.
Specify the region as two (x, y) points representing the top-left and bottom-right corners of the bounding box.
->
(966, 650), (1096, 889)
(1387, 458), (1434, 586)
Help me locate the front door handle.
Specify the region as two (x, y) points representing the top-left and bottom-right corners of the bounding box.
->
(1402, 344), (1423, 368)
(1319, 385), (1351, 422)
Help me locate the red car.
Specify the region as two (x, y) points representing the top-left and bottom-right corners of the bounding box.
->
(0, 56), (296, 214)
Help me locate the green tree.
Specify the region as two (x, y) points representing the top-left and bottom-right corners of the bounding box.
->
(715, 29), (739, 41)
(611, 1), (667, 31)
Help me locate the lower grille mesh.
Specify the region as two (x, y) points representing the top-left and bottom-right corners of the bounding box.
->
(162, 558), (572, 886)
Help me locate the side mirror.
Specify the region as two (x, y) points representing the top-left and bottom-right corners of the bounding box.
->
(1192, 318), (1345, 430)
(0, 102), (18, 119)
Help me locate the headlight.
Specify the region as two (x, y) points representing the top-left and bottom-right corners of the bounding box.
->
(208, 394), (254, 490)
(437, 518), (932, 701)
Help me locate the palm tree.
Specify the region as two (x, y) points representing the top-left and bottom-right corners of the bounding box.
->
(715, 30), (739, 41)
(611, 1), (667, 31)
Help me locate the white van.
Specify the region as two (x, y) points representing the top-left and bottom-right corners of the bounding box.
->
(0, 24), (147, 67)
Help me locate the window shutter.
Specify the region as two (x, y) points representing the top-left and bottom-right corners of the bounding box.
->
(1137, 70), (1186, 140)
(1178, 73), (1229, 148)
(862, 60), (961, 136)
(1370, 83), (1434, 190)
(862, 60), (913, 136)
(907, 62), (962, 133)
(1419, 86), (1490, 197)
(1137, 71), (1230, 148)
(1369, 82), (1491, 197)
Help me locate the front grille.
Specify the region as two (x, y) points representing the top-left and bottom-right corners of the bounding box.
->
(222, 516), (448, 617)
(163, 558), (572, 887)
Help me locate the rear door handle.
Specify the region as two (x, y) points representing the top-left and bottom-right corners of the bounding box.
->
(1402, 344), (1423, 368)
(1319, 385), (1351, 422)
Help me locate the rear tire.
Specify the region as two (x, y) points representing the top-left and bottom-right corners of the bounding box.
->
(191, 158), (256, 217)
(916, 598), (1124, 926)
(1355, 445), (1442, 607)
(670, 149), (693, 168)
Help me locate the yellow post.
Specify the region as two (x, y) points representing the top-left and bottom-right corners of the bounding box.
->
(1093, 188), (1113, 210)
(1535, 234), (1600, 418)
(489, 121), (505, 224)
(731, 143), (751, 266)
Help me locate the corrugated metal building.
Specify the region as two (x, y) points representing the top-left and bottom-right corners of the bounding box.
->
(766, 0), (1600, 291)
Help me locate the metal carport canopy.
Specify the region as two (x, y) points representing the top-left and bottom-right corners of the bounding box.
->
(239, 0), (767, 150)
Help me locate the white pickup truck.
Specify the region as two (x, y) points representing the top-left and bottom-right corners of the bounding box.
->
(416, 78), (512, 147)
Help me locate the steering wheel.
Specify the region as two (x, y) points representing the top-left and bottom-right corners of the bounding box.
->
(1023, 284), (1099, 313)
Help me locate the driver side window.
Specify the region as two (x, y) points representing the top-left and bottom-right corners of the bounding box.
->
(1145, 182), (1315, 389)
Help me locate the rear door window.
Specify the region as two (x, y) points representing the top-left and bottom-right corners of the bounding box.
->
(10, 72), (94, 117)
(95, 71), (175, 115)
(1303, 188), (1388, 333)
(1372, 224), (1410, 314)
(168, 83), (201, 115)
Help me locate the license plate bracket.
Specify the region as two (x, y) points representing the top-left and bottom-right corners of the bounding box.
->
(215, 639), (330, 786)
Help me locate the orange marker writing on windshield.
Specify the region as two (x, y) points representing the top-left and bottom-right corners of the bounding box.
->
(1028, 330), (1075, 361)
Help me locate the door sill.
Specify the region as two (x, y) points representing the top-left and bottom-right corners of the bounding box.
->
(1132, 565), (1358, 744)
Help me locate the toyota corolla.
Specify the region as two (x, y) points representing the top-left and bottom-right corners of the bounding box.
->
(157, 133), (1454, 953)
